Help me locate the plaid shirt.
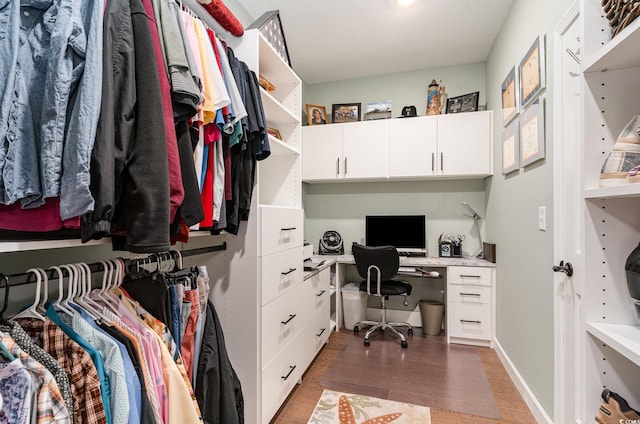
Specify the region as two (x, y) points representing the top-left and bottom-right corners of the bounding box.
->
(0, 332), (71, 423)
(17, 318), (107, 424)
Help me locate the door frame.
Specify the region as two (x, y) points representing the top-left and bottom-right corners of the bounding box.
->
(552, 2), (581, 423)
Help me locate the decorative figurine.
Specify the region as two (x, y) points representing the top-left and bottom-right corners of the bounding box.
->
(426, 79), (447, 115)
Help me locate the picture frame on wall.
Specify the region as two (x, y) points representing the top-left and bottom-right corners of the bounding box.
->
(501, 66), (518, 126)
(332, 103), (361, 123)
(519, 34), (546, 107)
(520, 97), (545, 167)
(445, 92), (479, 114)
(502, 119), (519, 175)
(306, 104), (328, 125)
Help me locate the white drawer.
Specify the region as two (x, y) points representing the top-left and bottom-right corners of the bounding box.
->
(447, 284), (491, 304)
(260, 331), (305, 424)
(447, 301), (492, 341)
(260, 207), (303, 256)
(261, 283), (305, 367)
(260, 247), (303, 305)
(447, 266), (493, 287)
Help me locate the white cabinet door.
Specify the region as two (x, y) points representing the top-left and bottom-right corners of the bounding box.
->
(341, 120), (389, 179)
(437, 111), (492, 176)
(388, 116), (437, 177)
(302, 125), (343, 180)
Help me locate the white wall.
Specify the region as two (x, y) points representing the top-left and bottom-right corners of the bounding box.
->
(484, 0), (573, 417)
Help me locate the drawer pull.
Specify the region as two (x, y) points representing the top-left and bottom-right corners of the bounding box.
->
(281, 268), (297, 276)
(281, 314), (297, 325)
(316, 290), (326, 297)
(459, 274), (481, 279)
(281, 365), (297, 381)
(281, 227), (297, 231)
(316, 328), (326, 337)
(459, 292), (481, 297)
(460, 319), (482, 324)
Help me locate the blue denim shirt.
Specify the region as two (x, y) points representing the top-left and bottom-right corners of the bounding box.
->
(0, 0), (103, 220)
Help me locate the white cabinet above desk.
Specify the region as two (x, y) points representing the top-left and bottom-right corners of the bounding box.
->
(302, 111), (493, 183)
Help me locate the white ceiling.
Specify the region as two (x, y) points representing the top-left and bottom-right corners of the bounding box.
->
(237, 0), (515, 85)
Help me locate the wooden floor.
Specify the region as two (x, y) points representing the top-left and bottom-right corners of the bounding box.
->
(271, 330), (537, 424)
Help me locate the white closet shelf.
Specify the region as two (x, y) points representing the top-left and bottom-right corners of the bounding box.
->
(261, 89), (298, 124)
(0, 238), (109, 253)
(258, 34), (300, 87)
(584, 184), (640, 199)
(269, 136), (300, 156)
(586, 322), (640, 367)
(584, 18), (640, 72)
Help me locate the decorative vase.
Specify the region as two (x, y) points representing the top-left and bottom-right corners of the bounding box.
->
(426, 79), (446, 116)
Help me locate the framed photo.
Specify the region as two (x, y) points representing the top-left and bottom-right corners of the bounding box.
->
(519, 98), (545, 167)
(445, 92), (479, 114)
(501, 66), (518, 125)
(365, 101), (392, 120)
(306, 104), (328, 125)
(267, 126), (282, 140)
(332, 103), (361, 123)
(519, 35), (546, 107)
(502, 119), (519, 175)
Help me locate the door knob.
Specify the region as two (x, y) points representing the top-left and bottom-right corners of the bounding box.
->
(552, 260), (573, 277)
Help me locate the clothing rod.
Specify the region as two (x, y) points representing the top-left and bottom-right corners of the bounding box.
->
(0, 242), (227, 287)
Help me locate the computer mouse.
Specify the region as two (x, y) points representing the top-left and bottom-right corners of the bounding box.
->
(428, 271), (440, 277)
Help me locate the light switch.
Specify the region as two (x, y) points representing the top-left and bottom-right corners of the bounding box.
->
(538, 206), (546, 231)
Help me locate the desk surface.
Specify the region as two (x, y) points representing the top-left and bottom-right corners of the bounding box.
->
(303, 254), (495, 281)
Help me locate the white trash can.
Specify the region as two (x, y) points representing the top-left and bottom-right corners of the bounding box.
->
(341, 282), (368, 329)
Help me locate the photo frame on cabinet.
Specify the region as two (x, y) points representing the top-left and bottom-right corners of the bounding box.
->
(445, 92), (479, 114)
(519, 34), (546, 107)
(332, 103), (361, 123)
(519, 98), (545, 167)
(306, 104), (328, 125)
(502, 119), (519, 175)
(501, 66), (519, 126)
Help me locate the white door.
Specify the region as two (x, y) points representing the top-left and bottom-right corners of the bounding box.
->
(301, 125), (343, 180)
(437, 111), (492, 176)
(388, 116), (437, 177)
(341, 120), (389, 179)
(552, 3), (582, 423)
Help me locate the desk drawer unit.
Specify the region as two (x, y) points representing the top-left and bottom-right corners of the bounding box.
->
(307, 268), (331, 356)
(447, 266), (492, 286)
(260, 247), (303, 305)
(260, 207), (303, 256)
(261, 283), (306, 367)
(447, 265), (494, 345)
(447, 301), (492, 340)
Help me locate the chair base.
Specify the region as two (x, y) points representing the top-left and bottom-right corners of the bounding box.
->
(354, 320), (413, 348)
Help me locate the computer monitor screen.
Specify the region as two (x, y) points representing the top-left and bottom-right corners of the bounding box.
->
(365, 215), (426, 252)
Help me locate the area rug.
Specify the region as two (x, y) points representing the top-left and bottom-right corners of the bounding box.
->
(320, 332), (500, 419)
(307, 389), (431, 424)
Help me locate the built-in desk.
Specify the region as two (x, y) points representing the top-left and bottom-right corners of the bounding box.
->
(304, 254), (496, 347)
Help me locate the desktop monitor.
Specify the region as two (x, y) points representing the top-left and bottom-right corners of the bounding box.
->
(365, 215), (426, 256)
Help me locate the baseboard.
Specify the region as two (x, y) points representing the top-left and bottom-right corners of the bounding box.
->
(493, 337), (554, 424)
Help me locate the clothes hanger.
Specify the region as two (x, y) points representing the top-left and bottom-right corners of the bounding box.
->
(11, 268), (46, 320)
(71, 263), (102, 322)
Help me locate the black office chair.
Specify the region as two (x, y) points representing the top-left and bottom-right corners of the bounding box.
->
(352, 243), (413, 348)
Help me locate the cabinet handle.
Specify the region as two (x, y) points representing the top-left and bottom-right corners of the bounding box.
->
(440, 152), (443, 172)
(281, 314), (297, 325)
(336, 157), (340, 175)
(316, 290), (326, 297)
(316, 328), (326, 337)
(460, 319), (482, 324)
(281, 365), (297, 380)
(344, 157), (348, 175)
(431, 153), (434, 172)
(459, 292), (481, 297)
(459, 274), (481, 279)
(281, 268), (296, 276)
(281, 227), (296, 231)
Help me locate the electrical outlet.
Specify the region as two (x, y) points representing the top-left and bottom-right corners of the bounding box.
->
(538, 206), (546, 231)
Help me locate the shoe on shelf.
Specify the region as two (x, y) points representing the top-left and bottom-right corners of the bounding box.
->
(599, 115), (640, 187)
(612, 115), (640, 152)
(628, 163), (640, 183)
(595, 389), (640, 424)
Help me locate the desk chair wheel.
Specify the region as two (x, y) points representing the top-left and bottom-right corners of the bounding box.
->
(353, 325), (360, 333)
(364, 339), (370, 347)
(407, 328), (413, 336)
(401, 340), (408, 348)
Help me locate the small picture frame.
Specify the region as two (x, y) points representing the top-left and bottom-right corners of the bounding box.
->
(519, 97), (545, 167)
(519, 35), (546, 107)
(365, 101), (392, 120)
(332, 103), (361, 123)
(445, 92), (479, 114)
(267, 126), (282, 140)
(501, 66), (518, 126)
(502, 119), (519, 175)
(306, 104), (328, 125)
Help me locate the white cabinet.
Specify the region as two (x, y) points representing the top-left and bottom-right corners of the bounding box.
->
(446, 266), (495, 347)
(206, 29), (306, 424)
(302, 111), (492, 182)
(305, 266), (332, 360)
(388, 116), (437, 177)
(578, 3), (640, 420)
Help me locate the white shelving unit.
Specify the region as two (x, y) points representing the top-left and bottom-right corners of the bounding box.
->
(580, 1), (640, 420)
